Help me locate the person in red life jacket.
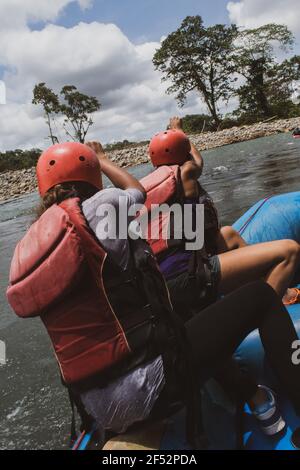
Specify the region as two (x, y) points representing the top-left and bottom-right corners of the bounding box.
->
(7, 141), (300, 445)
(141, 116), (300, 312)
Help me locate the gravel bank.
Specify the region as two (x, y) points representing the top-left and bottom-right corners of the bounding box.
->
(1, 117), (299, 203)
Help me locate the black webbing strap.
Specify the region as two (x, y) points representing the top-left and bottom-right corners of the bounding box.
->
(67, 388), (78, 447)
(65, 382), (95, 448)
(136, 252), (204, 448)
(235, 398), (245, 450)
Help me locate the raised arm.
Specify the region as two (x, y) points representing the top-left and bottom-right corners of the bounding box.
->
(86, 141), (146, 196)
(168, 116), (203, 178)
(189, 141), (203, 174)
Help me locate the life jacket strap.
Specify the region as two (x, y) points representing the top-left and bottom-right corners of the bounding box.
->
(66, 384), (95, 448)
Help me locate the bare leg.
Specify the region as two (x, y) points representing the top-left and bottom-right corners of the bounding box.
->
(216, 227), (299, 302)
(216, 226), (247, 253)
(217, 239), (300, 297)
(168, 117), (300, 301)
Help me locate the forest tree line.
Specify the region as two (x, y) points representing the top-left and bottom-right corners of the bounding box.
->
(1, 16), (299, 172)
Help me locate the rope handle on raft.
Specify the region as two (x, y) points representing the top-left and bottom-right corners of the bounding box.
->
(238, 196), (272, 235)
(72, 430), (86, 450)
(72, 426), (96, 450)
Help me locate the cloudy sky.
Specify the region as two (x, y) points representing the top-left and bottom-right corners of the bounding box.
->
(0, 0), (299, 151)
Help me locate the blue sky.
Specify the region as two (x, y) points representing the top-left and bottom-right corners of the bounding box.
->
(0, 0), (299, 150)
(33, 0), (230, 42)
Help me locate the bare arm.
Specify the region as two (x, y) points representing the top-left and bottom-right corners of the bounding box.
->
(168, 116), (203, 197)
(168, 116), (203, 176)
(190, 141), (203, 175)
(180, 160), (201, 198)
(86, 141), (146, 196)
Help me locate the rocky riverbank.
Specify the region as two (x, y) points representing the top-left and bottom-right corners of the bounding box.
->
(0, 116), (299, 203)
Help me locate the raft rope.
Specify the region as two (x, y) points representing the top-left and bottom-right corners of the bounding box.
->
(72, 430), (86, 450)
(72, 427), (96, 451)
(238, 196), (272, 236)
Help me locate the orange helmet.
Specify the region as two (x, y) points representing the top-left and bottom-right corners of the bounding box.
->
(149, 129), (191, 167)
(36, 142), (102, 197)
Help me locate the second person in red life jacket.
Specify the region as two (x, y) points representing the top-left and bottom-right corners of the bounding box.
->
(7, 140), (300, 446)
(141, 116), (300, 313)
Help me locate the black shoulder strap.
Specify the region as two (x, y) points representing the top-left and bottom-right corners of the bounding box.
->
(66, 385), (95, 448)
(235, 398), (245, 450)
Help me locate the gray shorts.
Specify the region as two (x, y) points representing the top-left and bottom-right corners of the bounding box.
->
(166, 255), (221, 321)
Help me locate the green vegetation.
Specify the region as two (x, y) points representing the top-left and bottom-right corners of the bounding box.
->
(181, 114), (216, 133)
(233, 25), (300, 122)
(153, 17), (238, 128)
(0, 149), (41, 173)
(153, 16), (300, 129)
(32, 83), (100, 144)
(104, 140), (149, 152)
(2, 17), (300, 173)
(0, 84), (101, 173)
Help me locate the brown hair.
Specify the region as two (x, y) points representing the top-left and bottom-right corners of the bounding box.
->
(35, 181), (98, 219)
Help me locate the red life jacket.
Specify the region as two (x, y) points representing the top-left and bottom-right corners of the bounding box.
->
(140, 165), (219, 258)
(139, 165), (183, 256)
(7, 198), (176, 386)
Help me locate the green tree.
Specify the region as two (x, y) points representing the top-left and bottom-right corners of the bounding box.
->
(181, 114), (215, 133)
(32, 83), (60, 144)
(59, 85), (100, 143)
(32, 83), (101, 143)
(0, 148), (41, 172)
(234, 24), (295, 119)
(153, 16), (238, 129)
(266, 55), (300, 117)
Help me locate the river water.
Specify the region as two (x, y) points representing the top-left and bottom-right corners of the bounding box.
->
(0, 132), (300, 449)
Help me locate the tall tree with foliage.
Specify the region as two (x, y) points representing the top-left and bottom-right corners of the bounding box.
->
(32, 83), (100, 143)
(234, 24), (296, 120)
(181, 114), (215, 133)
(266, 55), (300, 118)
(153, 16), (238, 128)
(59, 85), (100, 143)
(32, 83), (60, 144)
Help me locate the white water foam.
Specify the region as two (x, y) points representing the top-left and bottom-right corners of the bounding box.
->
(213, 166), (229, 172)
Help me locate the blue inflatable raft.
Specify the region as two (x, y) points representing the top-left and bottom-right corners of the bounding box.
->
(188, 191), (300, 450)
(76, 192), (300, 451)
(232, 191), (300, 450)
(206, 191), (300, 450)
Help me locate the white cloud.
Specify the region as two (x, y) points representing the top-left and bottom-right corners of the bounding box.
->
(0, 103), (46, 150)
(0, 8), (209, 151)
(0, 0), (91, 30)
(227, 0), (300, 45)
(1, 1), (299, 152)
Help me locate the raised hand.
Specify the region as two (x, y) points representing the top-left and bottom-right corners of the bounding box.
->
(169, 116), (184, 131)
(86, 141), (107, 160)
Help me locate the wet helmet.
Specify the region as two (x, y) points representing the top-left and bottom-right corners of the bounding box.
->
(36, 142), (102, 197)
(149, 129), (191, 167)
